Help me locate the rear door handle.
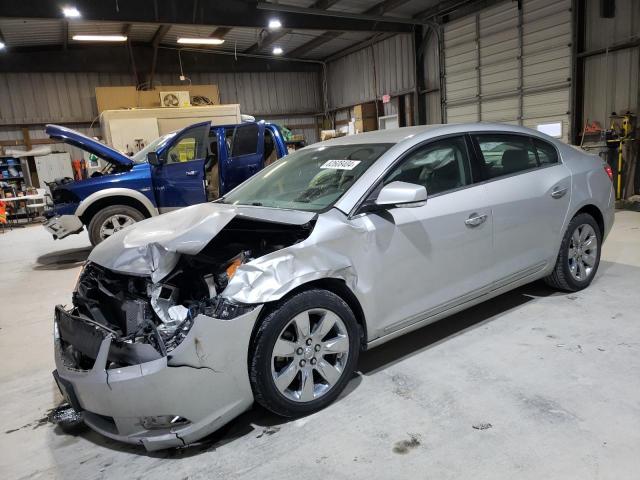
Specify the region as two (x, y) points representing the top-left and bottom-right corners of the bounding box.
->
(465, 213), (488, 227)
(551, 186), (568, 199)
(186, 170), (198, 176)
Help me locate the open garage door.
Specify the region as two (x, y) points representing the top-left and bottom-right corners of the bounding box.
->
(443, 0), (572, 142)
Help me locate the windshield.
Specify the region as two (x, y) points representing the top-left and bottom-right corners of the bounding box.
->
(131, 132), (177, 164)
(222, 143), (393, 211)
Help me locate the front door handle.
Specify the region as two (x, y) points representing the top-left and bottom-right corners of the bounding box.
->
(551, 186), (568, 199)
(185, 170), (198, 176)
(465, 213), (488, 227)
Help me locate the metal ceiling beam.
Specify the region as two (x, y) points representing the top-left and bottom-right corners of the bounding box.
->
(210, 27), (232, 39)
(256, 1), (424, 25)
(62, 20), (68, 50)
(245, 30), (290, 54)
(244, 0), (340, 54)
(288, 31), (343, 58)
(149, 25), (171, 88)
(0, 0), (411, 33)
(0, 45), (322, 73)
(286, 0), (412, 59)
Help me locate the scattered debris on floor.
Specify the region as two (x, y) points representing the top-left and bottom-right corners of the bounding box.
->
(4, 403), (84, 435)
(472, 423), (493, 430)
(392, 433), (421, 454)
(256, 426), (280, 438)
(48, 403), (85, 433)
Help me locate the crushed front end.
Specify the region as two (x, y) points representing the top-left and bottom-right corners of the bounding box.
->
(53, 261), (261, 451)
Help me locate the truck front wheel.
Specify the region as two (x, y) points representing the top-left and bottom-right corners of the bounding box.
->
(87, 205), (145, 246)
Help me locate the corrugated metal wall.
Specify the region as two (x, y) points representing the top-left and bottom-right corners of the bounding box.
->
(582, 0), (639, 127)
(0, 70), (322, 152)
(0, 71), (321, 125)
(326, 34), (416, 110)
(444, 0), (572, 141)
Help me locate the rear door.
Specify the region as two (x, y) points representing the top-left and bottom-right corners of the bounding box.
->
(220, 122), (265, 194)
(471, 133), (572, 284)
(152, 122), (210, 211)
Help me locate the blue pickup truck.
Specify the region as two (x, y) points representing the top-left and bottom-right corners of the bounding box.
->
(44, 120), (288, 245)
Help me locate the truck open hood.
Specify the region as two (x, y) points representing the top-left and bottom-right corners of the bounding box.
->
(46, 124), (134, 167)
(89, 202), (317, 282)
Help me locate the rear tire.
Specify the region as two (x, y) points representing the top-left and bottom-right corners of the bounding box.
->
(250, 289), (360, 418)
(544, 213), (602, 292)
(87, 205), (145, 246)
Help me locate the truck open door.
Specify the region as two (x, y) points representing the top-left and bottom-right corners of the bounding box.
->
(219, 122), (265, 194)
(151, 121), (210, 212)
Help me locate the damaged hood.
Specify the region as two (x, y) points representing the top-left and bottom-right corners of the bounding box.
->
(89, 202), (317, 282)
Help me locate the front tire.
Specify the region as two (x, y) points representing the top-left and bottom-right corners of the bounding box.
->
(250, 289), (360, 418)
(87, 205), (145, 246)
(544, 213), (602, 291)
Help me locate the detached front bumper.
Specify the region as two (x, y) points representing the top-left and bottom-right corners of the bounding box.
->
(53, 305), (261, 451)
(44, 215), (84, 240)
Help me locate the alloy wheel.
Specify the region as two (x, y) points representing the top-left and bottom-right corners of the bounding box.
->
(568, 223), (598, 281)
(271, 308), (350, 403)
(99, 214), (136, 240)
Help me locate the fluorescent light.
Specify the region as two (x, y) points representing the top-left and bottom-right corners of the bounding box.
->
(268, 19), (282, 30)
(0, 41), (5, 50)
(272, 47), (283, 55)
(62, 6), (81, 18)
(177, 37), (225, 45)
(72, 34), (127, 42)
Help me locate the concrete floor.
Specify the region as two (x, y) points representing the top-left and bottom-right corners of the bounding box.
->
(1, 212), (639, 479)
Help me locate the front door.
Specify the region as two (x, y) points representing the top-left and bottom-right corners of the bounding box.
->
(220, 122), (265, 194)
(152, 122), (210, 212)
(471, 133), (572, 284)
(357, 135), (494, 337)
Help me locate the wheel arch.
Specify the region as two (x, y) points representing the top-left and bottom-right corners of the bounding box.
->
(76, 189), (158, 225)
(572, 204), (605, 237)
(251, 277), (368, 351)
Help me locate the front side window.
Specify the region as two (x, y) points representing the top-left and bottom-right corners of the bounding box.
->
(473, 134), (538, 179)
(222, 143), (392, 211)
(163, 125), (208, 164)
(384, 136), (472, 196)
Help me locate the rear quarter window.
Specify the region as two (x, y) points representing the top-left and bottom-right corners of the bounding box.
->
(533, 138), (559, 165)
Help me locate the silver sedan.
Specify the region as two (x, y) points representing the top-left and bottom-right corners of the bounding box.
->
(53, 123), (614, 450)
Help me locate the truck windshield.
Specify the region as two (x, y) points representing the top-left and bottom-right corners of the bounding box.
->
(131, 133), (177, 164)
(222, 143), (393, 212)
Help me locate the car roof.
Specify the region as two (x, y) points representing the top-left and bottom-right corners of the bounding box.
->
(317, 123), (559, 148)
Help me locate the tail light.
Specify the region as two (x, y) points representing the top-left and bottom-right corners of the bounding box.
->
(604, 164), (613, 181)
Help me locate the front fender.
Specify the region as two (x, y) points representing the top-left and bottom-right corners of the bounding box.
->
(76, 188), (159, 218)
(224, 245), (357, 304)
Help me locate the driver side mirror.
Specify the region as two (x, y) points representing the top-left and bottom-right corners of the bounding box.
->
(374, 181), (428, 208)
(147, 151), (163, 167)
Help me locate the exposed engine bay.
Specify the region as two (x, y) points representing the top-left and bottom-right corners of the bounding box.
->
(59, 217), (314, 370)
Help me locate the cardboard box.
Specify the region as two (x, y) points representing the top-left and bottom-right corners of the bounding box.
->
(353, 102), (379, 132)
(95, 85), (221, 113)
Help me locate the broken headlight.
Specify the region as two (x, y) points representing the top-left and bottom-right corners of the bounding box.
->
(212, 298), (256, 320)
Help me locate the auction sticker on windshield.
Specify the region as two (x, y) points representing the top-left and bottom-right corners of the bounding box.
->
(320, 160), (361, 170)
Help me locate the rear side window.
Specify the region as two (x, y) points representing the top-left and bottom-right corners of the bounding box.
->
(231, 124), (259, 157)
(533, 138), (559, 165)
(473, 134), (538, 180)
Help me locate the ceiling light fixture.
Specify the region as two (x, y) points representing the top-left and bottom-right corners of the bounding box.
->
(72, 34), (128, 42)
(62, 6), (81, 18)
(272, 47), (283, 55)
(177, 37), (225, 45)
(0, 41), (5, 50)
(268, 19), (282, 30)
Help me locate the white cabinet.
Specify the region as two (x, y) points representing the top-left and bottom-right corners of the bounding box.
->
(34, 152), (73, 192)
